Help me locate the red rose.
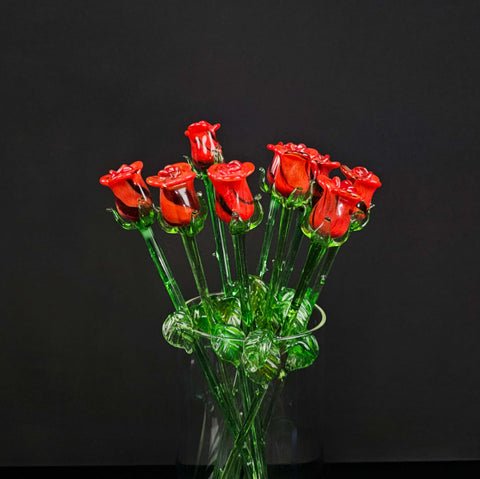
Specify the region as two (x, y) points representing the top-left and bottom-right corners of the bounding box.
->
(340, 165), (381, 209)
(184, 121), (222, 170)
(207, 160), (255, 223)
(266, 142), (311, 198)
(99, 161), (152, 222)
(309, 175), (361, 239)
(146, 163), (200, 227)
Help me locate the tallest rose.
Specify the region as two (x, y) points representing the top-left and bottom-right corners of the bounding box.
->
(185, 121), (223, 170)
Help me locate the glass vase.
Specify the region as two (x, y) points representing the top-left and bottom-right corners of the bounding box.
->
(173, 295), (326, 479)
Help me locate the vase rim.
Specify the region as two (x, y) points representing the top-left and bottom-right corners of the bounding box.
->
(185, 292), (326, 342)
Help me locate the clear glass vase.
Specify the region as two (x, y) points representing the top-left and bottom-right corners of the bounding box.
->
(173, 295), (326, 479)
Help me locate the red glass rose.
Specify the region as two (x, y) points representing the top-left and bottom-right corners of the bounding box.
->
(309, 175), (361, 239)
(146, 163), (200, 227)
(340, 165), (381, 209)
(207, 160), (255, 223)
(184, 121), (222, 170)
(266, 142), (311, 198)
(99, 161), (152, 222)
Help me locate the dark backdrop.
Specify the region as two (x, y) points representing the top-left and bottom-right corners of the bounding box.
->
(1, 0), (479, 467)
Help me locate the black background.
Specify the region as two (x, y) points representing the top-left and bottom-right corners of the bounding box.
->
(1, 0), (479, 468)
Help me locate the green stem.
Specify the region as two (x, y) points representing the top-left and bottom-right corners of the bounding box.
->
(181, 232), (215, 330)
(232, 232), (253, 330)
(309, 246), (340, 307)
(138, 227), (254, 477)
(139, 227), (234, 428)
(282, 241), (326, 335)
(276, 208), (306, 292)
(222, 385), (268, 477)
(265, 205), (294, 320)
(193, 346), (258, 479)
(216, 453), (243, 479)
(256, 195), (280, 279)
(262, 378), (284, 432)
(238, 370), (266, 478)
(203, 174), (233, 295)
(139, 227), (188, 312)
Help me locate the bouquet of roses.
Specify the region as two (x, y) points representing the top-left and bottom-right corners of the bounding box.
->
(99, 121), (381, 478)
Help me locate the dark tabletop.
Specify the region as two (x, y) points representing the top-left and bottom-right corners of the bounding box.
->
(2, 462), (480, 478)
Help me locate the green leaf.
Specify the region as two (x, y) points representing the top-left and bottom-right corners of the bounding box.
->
(213, 296), (242, 327)
(162, 311), (195, 354)
(243, 330), (281, 385)
(211, 324), (245, 366)
(285, 334), (319, 371)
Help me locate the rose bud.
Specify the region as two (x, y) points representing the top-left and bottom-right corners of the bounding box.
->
(207, 160), (255, 223)
(266, 142), (311, 198)
(146, 163), (200, 227)
(309, 175), (361, 239)
(340, 165), (381, 209)
(184, 120), (223, 170)
(99, 161), (152, 222)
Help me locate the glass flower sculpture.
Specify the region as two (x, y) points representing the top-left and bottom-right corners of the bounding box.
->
(100, 121), (381, 478)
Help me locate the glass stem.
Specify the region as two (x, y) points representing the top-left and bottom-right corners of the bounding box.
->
(256, 195), (280, 279)
(282, 241), (326, 335)
(181, 232), (215, 329)
(231, 232), (253, 330)
(309, 245), (340, 308)
(138, 227), (255, 475)
(276, 207), (306, 292)
(192, 342), (259, 479)
(265, 205), (294, 320)
(238, 370), (266, 478)
(139, 226), (188, 313)
(222, 385), (268, 478)
(203, 174), (233, 295)
(222, 228), (265, 476)
(262, 378), (283, 433)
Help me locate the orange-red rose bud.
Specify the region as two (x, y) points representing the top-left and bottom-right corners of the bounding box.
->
(309, 175), (361, 239)
(99, 161), (152, 222)
(266, 142), (311, 198)
(340, 165), (381, 209)
(184, 121), (222, 170)
(146, 163), (200, 227)
(207, 160), (255, 223)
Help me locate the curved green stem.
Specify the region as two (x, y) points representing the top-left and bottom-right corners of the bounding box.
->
(256, 195), (280, 279)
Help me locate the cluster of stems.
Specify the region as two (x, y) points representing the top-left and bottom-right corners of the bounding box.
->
(127, 176), (337, 478)
(133, 177), (272, 477)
